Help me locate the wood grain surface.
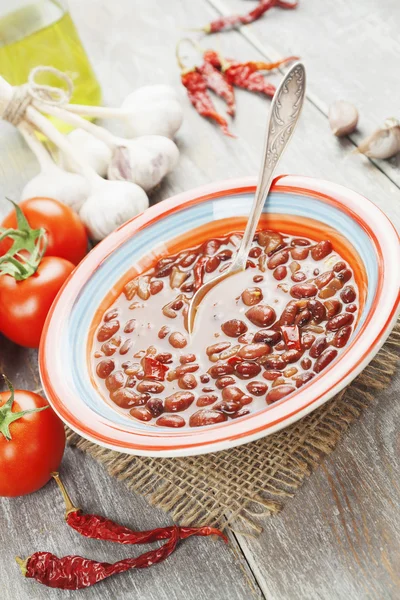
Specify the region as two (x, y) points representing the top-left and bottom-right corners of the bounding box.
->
(0, 1), (399, 599)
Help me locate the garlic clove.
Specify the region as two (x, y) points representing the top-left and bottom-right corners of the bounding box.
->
(329, 101), (359, 137)
(357, 118), (400, 159)
(21, 165), (90, 212)
(60, 128), (112, 177)
(121, 85), (183, 139)
(79, 180), (149, 241)
(108, 135), (179, 191)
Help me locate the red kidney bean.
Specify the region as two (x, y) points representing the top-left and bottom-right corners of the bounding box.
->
(326, 312), (354, 331)
(333, 261), (346, 272)
(262, 356), (286, 370)
(253, 275), (264, 283)
(96, 359), (115, 379)
(137, 380), (165, 394)
(295, 309), (312, 327)
(202, 387), (214, 393)
(301, 357), (312, 370)
(307, 299), (326, 323)
(336, 269), (352, 284)
(314, 271), (334, 289)
(181, 281), (195, 294)
(318, 278), (343, 299)
(208, 363), (234, 378)
(146, 398), (164, 417)
(214, 400), (242, 415)
(156, 415), (186, 428)
(266, 385), (295, 405)
(279, 301), (299, 326)
(295, 372), (315, 388)
(150, 280), (164, 295)
(281, 349), (303, 364)
(122, 320), (135, 335)
(221, 319), (248, 338)
(105, 371), (125, 392)
(206, 342), (231, 356)
(263, 370), (282, 381)
(180, 354), (196, 364)
(222, 386), (244, 402)
(200, 374), (210, 384)
(215, 376), (236, 389)
(110, 389), (145, 409)
(340, 286), (356, 303)
(237, 333), (253, 345)
(249, 247), (262, 258)
(178, 374), (198, 389)
(245, 305), (276, 327)
(155, 262), (174, 278)
(253, 329), (281, 345)
(292, 237), (311, 246)
(292, 272), (307, 282)
(246, 381), (268, 396)
(331, 325), (352, 348)
(238, 343), (271, 359)
(205, 255), (221, 273)
(309, 336), (328, 358)
(197, 394), (218, 407)
(175, 364), (199, 377)
(217, 249), (233, 261)
(267, 249), (289, 269)
(179, 252), (197, 268)
(273, 266), (287, 280)
(130, 407), (152, 421)
(97, 320), (120, 342)
(242, 287), (263, 306)
(274, 341), (286, 352)
(311, 240), (332, 261)
(158, 325), (170, 339)
(313, 348), (338, 373)
(291, 246), (309, 260)
(155, 352), (173, 364)
(104, 308), (119, 322)
(346, 304), (357, 313)
(189, 409), (227, 427)
(235, 361), (261, 379)
(324, 299), (342, 318)
(301, 333), (316, 349)
(101, 337), (121, 356)
(231, 407), (251, 419)
(169, 332), (187, 348)
(239, 395), (253, 405)
(164, 392), (195, 412)
(291, 283), (318, 299)
(119, 339), (132, 355)
(202, 239), (220, 255)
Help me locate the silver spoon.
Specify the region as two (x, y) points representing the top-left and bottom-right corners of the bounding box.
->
(187, 61), (306, 334)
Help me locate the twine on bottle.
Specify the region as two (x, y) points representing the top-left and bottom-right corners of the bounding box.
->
(2, 66), (74, 127)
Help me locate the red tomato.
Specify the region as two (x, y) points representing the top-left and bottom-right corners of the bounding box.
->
(0, 257), (74, 347)
(0, 387), (65, 497)
(0, 197), (88, 265)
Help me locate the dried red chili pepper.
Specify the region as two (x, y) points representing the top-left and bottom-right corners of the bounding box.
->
(202, 0), (299, 34)
(198, 59), (236, 117)
(16, 528), (181, 590)
(52, 472), (227, 545)
(177, 41), (234, 137)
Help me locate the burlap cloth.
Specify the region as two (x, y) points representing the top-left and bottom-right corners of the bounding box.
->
(67, 319), (400, 533)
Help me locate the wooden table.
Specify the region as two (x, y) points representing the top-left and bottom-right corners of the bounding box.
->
(1, 1), (399, 598)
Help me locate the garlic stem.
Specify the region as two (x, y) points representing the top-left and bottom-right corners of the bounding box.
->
(25, 106), (100, 187)
(33, 101), (116, 148)
(64, 103), (127, 119)
(0, 75), (14, 118)
(18, 122), (55, 171)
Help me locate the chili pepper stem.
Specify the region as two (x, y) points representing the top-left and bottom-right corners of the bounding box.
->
(15, 556), (28, 577)
(51, 472), (80, 517)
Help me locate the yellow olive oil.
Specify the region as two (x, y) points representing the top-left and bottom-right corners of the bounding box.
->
(0, 1), (101, 131)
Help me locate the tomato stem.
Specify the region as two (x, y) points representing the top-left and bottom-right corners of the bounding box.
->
(0, 375), (48, 441)
(15, 556), (28, 577)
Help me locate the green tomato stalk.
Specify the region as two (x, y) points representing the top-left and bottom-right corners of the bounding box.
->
(0, 375), (47, 441)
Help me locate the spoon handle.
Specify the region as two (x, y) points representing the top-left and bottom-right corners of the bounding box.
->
(234, 62), (306, 269)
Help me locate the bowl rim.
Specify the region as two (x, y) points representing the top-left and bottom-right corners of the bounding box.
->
(39, 175), (400, 457)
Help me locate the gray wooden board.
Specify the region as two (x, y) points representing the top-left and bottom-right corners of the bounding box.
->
(0, 0), (399, 598)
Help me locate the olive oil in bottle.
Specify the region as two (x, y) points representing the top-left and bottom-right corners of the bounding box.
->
(0, 0), (101, 131)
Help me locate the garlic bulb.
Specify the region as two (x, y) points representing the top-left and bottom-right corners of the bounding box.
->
(19, 123), (89, 212)
(61, 128), (112, 177)
(108, 135), (179, 191)
(121, 85), (183, 139)
(357, 118), (400, 159)
(329, 101), (359, 137)
(80, 180), (149, 241)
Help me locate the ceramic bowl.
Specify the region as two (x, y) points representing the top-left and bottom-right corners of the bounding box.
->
(39, 175), (400, 457)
